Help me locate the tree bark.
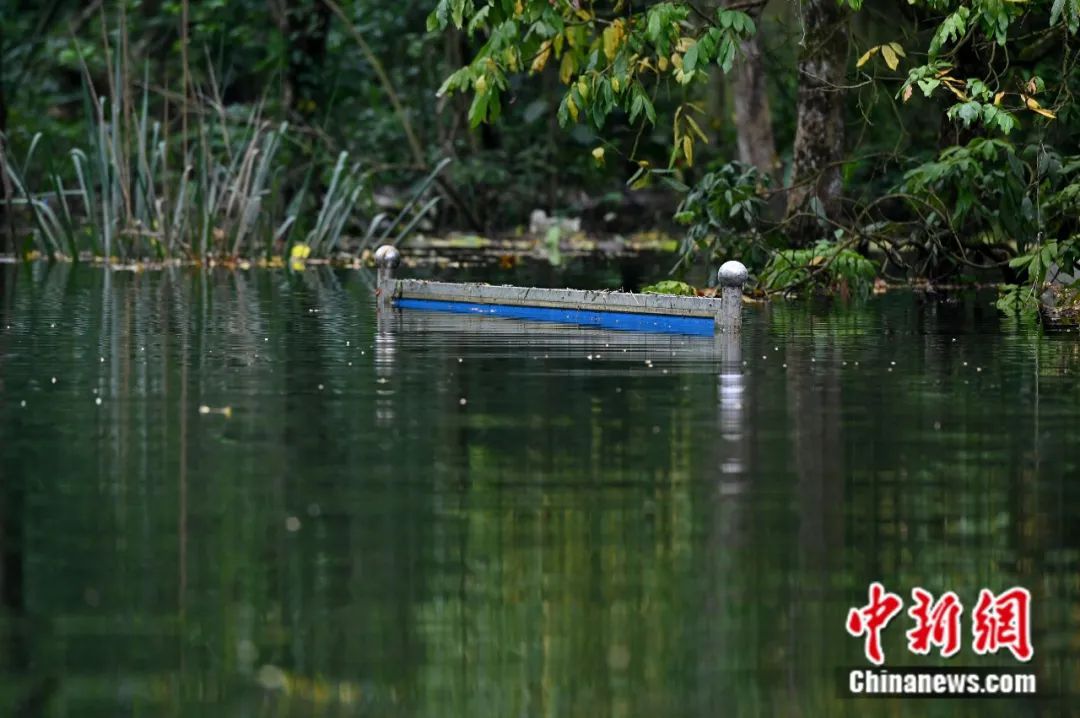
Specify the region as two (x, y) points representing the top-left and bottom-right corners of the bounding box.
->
(0, 18), (10, 256)
(786, 0), (849, 239)
(730, 22), (778, 182)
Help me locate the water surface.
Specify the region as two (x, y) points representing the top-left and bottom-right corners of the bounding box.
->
(1, 263), (1078, 716)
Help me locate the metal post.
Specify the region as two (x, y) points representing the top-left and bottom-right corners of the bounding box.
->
(717, 260), (748, 334)
(374, 245), (400, 310)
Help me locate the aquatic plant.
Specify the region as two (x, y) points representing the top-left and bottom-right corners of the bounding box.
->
(760, 237), (878, 296)
(0, 22), (447, 263)
(640, 280), (698, 297)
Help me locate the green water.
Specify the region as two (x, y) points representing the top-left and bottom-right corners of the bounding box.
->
(0, 262), (1078, 717)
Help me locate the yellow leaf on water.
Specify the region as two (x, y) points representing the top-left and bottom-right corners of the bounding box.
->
(856, 46), (879, 68)
(881, 44), (900, 70)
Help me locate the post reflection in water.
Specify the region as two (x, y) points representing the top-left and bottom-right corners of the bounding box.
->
(717, 332), (746, 485)
(0, 264), (1078, 717)
(375, 310), (398, 427)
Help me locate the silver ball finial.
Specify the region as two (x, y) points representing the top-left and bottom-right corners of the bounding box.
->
(374, 245), (401, 269)
(717, 260), (748, 288)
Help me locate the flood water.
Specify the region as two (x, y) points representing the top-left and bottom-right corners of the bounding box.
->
(1, 261), (1079, 717)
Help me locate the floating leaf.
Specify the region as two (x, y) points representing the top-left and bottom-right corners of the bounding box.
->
(642, 280), (697, 296)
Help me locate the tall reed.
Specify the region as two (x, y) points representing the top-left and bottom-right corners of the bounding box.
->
(0, 16), (447, 262)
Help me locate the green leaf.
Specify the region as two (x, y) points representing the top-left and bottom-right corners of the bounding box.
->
(929, 7), (969, 56)
(466, 5), (490, 34)
(468, 91), (489, 127)
(683, 42), (700, 73)
(642, 280), (698, 296)
(917, 78), (941, 97)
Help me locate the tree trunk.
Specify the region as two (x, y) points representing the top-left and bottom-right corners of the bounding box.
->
(284, 0), (332, 120)
(0, 18), (10, 256)
(730, 24), (777, 181)
(786, 0), (849, 239)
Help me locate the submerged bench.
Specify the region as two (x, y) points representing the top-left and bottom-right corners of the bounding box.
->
(373, 245), (747, 336)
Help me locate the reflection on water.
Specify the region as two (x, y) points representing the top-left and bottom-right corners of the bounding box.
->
(0, 263), (1079, 716)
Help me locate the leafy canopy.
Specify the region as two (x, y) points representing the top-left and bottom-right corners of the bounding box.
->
(428, 0), (755, 167)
